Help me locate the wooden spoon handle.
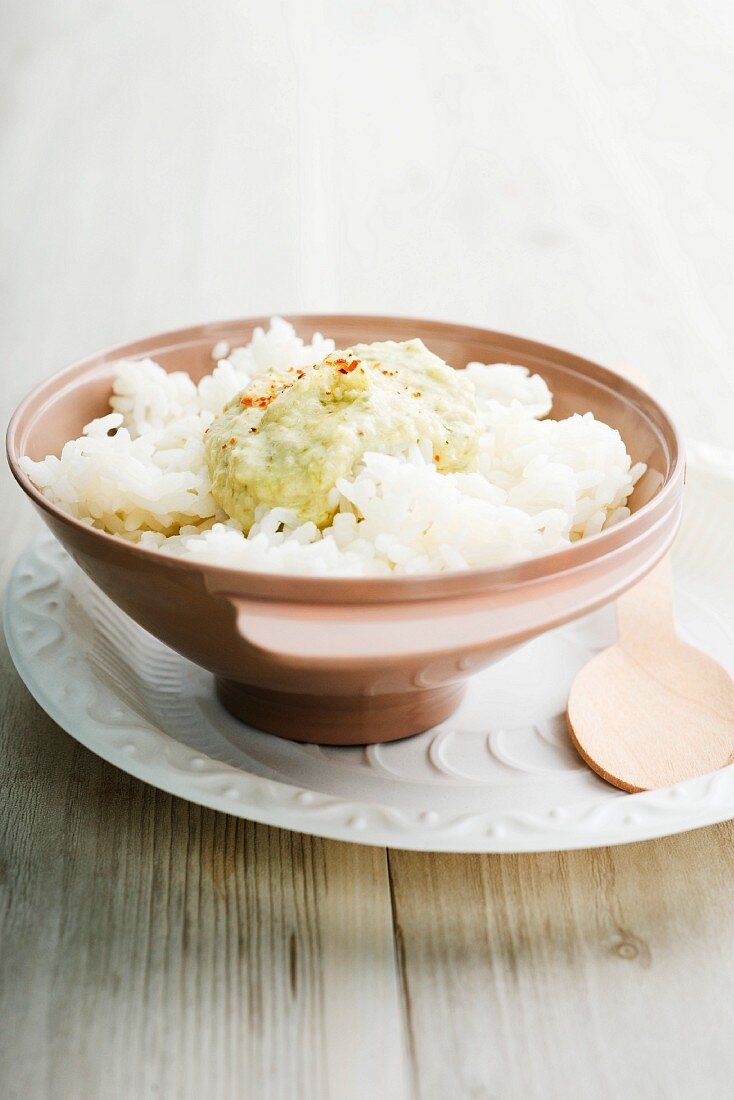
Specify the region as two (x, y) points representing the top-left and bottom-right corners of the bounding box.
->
(615, 555), (676, 644)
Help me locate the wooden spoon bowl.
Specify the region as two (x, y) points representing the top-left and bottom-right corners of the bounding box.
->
(567, 556), (734, 792)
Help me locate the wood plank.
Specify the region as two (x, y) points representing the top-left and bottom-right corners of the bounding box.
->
(0, 647), (407, 1098)
(389, 828), (734, 1099)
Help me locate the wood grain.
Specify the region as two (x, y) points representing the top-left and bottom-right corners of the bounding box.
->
(0, 641), (407, 1099)
(388, 833), (734, 1099)
(3, 0), (734, 1096)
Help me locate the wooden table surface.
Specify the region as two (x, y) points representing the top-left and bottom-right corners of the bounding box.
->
(2, 1), (734, 1097)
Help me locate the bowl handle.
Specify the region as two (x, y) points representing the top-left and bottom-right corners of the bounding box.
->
(221, 596), (476, 665)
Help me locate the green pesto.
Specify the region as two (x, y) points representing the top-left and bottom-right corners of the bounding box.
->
(205, 339), (477, 532)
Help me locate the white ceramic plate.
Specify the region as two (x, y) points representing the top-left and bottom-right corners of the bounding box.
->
(5, 441), (734, 852)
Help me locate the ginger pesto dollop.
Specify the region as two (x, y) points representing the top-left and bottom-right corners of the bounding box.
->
(205, 339), (478, 532)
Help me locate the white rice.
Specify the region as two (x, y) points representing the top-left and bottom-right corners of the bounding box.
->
(21, 317), (645, 576)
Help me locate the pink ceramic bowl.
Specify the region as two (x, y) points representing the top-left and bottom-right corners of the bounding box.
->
(7, 315), (684, 745)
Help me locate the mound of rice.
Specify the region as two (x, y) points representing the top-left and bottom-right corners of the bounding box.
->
(21, 318), (645, 576)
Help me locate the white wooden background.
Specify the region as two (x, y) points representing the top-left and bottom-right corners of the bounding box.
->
(2, 1), (734, 1097)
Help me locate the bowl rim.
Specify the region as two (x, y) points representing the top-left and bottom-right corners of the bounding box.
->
(6, 312), (686, 602)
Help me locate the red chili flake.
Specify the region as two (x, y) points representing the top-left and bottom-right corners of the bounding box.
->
(412, 391), (422, 397)
(296, 369), (305, 378)
(334, 358), (347, 365)
(434, 454), (440, 462)
(229, 437), (236, 445)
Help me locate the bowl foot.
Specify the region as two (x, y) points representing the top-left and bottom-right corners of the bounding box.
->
(214, 678), (466, 745)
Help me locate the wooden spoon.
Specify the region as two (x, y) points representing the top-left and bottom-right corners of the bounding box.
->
(567, 554), (734, 792)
